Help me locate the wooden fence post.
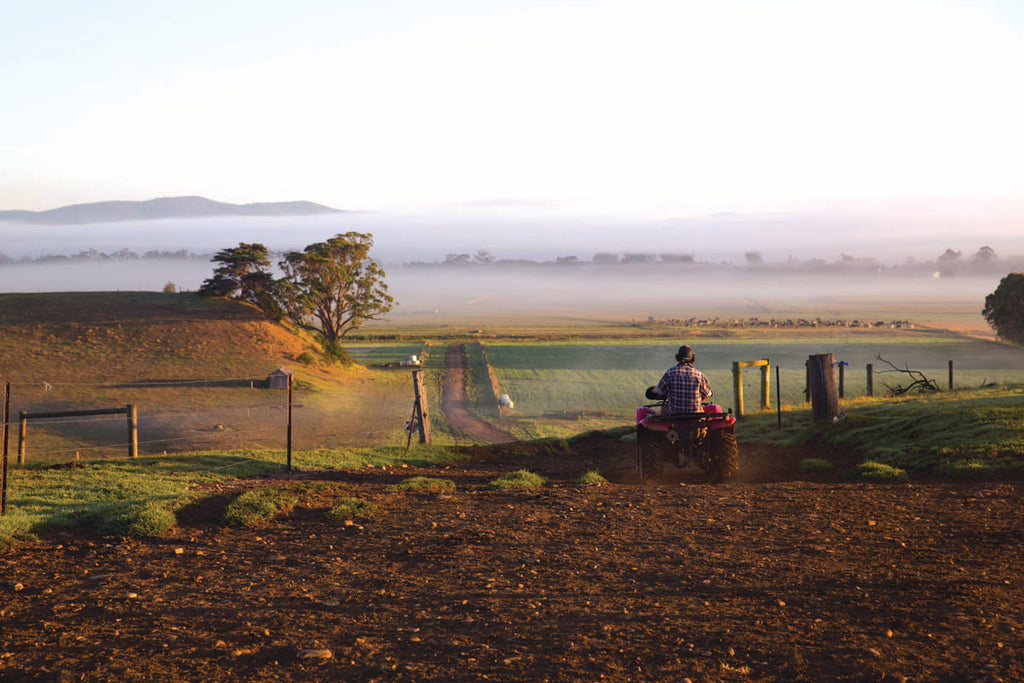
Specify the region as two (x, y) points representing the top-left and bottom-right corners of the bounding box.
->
(18, 411), (26, 465)
(804, 361), (811, 403)
(732, 362), (744, 417)
(948, 360), (954, 390)
(760, 363), (771, 411)
(866, 363), (874, 397)
(808, 353), (840, 421)
(1, 382), (8, 515)
(286, 373), (293, 472)
(127, 405), (138, 458)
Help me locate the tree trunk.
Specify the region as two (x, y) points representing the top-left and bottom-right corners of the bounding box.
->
(808, 353), (840, 422)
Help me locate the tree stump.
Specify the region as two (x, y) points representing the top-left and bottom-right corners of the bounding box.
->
(808, 353), (840, 421)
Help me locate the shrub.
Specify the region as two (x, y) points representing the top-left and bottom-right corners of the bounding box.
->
(296, 351), (317, 366)
(323, 340), (352, 365)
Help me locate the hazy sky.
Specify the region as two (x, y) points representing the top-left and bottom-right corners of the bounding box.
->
(4, 0), (1024, 218)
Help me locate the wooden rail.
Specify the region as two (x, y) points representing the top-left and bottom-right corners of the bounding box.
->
(18, 405), (138, 464)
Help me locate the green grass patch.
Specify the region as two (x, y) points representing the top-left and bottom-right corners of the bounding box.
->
(488, 469), (548, 490)
(799, 458), (836, 474)
(387, 476), (457, 494)
(326, 497), (378, 521)
(224, 488), (300, 526)
(846, 461), (910, 483)
(576, 470), (610, 487)
(741, 385), (1024, 479)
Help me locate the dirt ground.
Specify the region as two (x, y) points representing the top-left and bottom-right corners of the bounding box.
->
(2, 432), (1022, 683)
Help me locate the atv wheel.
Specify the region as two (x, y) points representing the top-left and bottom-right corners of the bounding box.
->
(636, 428), (665, 479)
(708, 429), (739, 483)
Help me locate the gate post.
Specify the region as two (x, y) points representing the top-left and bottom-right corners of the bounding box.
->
(808, 353), (840, 421)
(731, 362), (744, 417)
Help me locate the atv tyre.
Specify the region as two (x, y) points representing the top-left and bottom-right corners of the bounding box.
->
(636, 428), (665, 480)
(708, 429), (739, 483)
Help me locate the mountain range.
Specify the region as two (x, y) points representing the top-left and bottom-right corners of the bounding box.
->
(0, 196), (342, 224)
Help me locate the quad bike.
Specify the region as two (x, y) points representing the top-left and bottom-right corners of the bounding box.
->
(636, 388), (739, 483)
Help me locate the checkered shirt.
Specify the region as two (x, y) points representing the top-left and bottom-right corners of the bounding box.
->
(656, 362), (712, 414)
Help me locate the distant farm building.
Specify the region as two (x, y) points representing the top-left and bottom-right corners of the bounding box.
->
(268, 366), (294, 389)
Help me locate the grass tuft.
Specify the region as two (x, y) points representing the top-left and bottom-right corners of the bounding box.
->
(846, 461), (910, 483)
(224, 488), (300, 526)
(488, 470), (548, 490)
(576, 471), (610, 487)
(326, 497), (377, 521)
(387, 477), (457, 494)
(799, 458), (836, 474)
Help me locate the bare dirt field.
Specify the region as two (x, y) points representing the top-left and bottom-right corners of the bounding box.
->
(2, 435), (1022, 682)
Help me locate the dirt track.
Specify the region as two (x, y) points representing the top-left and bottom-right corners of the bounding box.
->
(1, 433), (1022, 682)
(440, 342), (516, 444)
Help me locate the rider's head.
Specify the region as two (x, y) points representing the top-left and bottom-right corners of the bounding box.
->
(675, 344), (695, 364)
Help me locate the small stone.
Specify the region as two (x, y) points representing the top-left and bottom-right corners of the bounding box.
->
(126, 592), (138, 599)
(885, 629), (894, 638)
(12, 583), (24, 592)
(174, 548), (185, 555)
(297, 649), (333, 660)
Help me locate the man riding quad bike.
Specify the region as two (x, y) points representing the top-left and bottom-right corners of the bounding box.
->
(636, 344), (739, 483)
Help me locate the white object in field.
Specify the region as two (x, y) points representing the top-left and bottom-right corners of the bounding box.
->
(498, 393), (514, 409)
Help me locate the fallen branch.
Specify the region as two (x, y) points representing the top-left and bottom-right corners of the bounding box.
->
(874, 354), (941, 396)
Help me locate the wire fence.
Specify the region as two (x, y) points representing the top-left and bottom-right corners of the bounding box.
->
(0, 374), (416, 466)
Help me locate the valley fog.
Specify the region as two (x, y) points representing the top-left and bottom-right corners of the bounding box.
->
(0, 258), (1000, 334)
(0, 208), (1016, 334)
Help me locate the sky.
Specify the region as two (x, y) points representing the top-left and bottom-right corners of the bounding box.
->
(3, 0), (1024, 220)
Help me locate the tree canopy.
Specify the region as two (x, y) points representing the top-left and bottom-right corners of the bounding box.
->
(982, 272), (1024, 345)
(278, 232), (394, 343)
(199, 233), (394, 345)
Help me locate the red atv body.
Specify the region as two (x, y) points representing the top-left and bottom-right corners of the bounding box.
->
(635, 402), (739, 482)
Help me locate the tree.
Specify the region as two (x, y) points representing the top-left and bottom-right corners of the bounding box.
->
(278, 232), (394, 343)
(983, 272), (1024, 344)
(200, 242), (272, 297)
(199, 242), (282, 319)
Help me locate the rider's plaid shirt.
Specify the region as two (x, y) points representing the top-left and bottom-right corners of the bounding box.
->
(656, 362), (712, 414)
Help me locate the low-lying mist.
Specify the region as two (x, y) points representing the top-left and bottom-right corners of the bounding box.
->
(0, 205), (1016, 332)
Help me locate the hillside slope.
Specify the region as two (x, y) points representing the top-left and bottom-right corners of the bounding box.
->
(0, 293), (416, 458)
(0, 292), (314, 382)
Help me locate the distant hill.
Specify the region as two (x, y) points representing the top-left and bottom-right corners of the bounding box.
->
(0, 196), (343, 224)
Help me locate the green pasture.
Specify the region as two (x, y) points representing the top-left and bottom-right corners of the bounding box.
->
(345, 341), (428, 367)
(482, 333), (1024, 422)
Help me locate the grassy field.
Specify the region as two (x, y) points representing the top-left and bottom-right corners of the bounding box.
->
(478, 330), (1024, 435)
(3, 291), (1023, 458)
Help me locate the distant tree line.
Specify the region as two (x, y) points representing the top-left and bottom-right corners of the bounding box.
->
(0, 248), (202, 264)
(404, 246), (1022, 275)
